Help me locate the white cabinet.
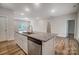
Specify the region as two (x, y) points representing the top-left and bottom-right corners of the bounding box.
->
(15, 33), (28, 54)
(28, 40), (41, 55)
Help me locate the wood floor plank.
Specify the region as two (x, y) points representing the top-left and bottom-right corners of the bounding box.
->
(0, 40), (26, 55)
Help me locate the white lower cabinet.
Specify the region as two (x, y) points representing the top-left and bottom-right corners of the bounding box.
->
(15, 33), (28, 54)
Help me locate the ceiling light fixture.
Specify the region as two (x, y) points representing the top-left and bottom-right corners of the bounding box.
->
(51, 9), (55, 13)
(25, 7), (30, 12)
(34, 3), (40, 6)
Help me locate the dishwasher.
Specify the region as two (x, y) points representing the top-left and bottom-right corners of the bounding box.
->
(28, 37), (42, 55)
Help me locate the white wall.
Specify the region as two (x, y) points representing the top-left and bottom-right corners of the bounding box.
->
(30, 13), (77, 37)
(50, 13), (77, 37)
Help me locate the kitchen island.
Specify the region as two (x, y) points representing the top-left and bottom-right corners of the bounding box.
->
(15, 32), (56, 55)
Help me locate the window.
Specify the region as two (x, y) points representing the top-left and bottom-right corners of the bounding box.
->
(17, 20), (30, 33)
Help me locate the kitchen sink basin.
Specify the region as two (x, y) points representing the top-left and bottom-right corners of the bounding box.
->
(23, 32), (34, 34)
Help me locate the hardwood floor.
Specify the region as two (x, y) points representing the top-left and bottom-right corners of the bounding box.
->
(0, 37), (79, 55)
(55, 36), (79, 55)
(0, 40), (26, 55)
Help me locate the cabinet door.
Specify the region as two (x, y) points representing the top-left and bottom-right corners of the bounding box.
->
(15, 33), (28, 54)
(16, 33), (23, 48)
(0, 17), (7, 41)
(22, 36), (28, 54)
(28, 40), (41, 55)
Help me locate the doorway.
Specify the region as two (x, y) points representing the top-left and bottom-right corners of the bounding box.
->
(67, 20), (75, 39)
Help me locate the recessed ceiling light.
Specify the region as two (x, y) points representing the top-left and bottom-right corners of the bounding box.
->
(51, 9), (55, 13)
(25, 8), (30, 12)
(34, 3), (40, 6)
(20, 13), (24, 15)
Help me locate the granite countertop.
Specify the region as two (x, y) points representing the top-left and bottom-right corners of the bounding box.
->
(16, 32), (57, 42)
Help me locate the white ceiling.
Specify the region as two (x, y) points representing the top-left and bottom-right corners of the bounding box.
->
(0, 3), (78, 19)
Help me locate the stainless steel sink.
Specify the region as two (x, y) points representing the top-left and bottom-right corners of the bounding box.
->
(23, 32), (34, 35)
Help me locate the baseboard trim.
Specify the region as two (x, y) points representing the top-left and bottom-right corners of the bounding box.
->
(0, 40), (8, 43)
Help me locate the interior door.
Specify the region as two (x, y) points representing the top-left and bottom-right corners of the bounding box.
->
(0, 16), (7, 41)
(68, 20), (75, 38)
